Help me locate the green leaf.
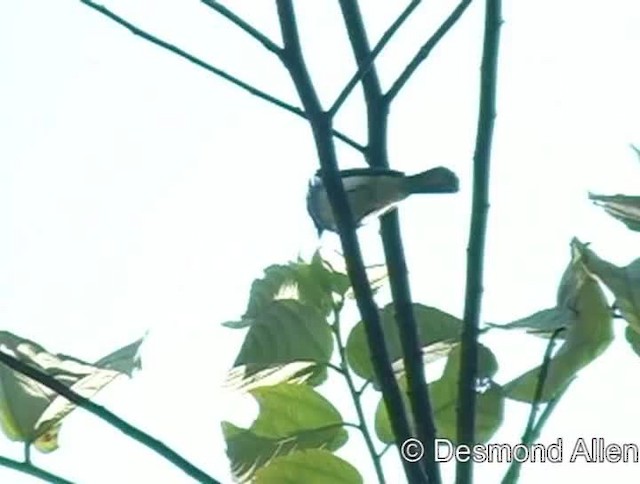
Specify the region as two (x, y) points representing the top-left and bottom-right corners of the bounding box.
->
(625, 326), (640, 358)
(226, 253), (351, 328)
(505, 239), (613, 402)
(0, 331), (133, 452)
(487, 307), (573, 338)
(430, 381), (503, 445)
(346, 304), (462, 383)
(225, 363), (326, 392)
(589, 193), (640, 232)
(304, 251), (351, 307)
(94, 334), (146, 376)
(588, 146), (640, 232)
(574, 246), (640, 334)
(375, 344), (503, 444)
(254, 449), (362, 484)
(234, 298), (332, 361)
(228, 298), (333, 390)
(222, 383), (347, 483)
(225, 264), (300, 329)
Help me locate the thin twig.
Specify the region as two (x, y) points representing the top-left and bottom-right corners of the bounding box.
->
(456, 1), (502, 484)
(0, 455), (73, 484)
(333, 308), (386, 484)
(78, 0), (364, 152)
(274, 2), (422, 482)
(528, 380), (573, 441)
(386, 0), (472, 101)
(337, 1), (438, 482)
(0, 351), (220, 484)
(329, 0), (421, 116)
(23, 442), (31, 465)
(201, 0), (282, 54)
(522, 328), (564, 439)
(378, 443), (393, 458)
(326, 362), (346, 375)
(502, 378), (573, 484)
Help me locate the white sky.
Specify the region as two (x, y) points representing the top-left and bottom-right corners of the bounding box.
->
(1, 0), (639, 483)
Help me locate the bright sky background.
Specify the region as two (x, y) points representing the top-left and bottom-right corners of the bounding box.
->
(1, 0), (639, 483)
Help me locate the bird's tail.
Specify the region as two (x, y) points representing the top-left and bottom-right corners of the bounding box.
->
(405, 167), (459, 194)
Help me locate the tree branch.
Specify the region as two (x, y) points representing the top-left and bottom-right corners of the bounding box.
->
(502, 378), (573, 484)
(386, 0), (472, 102)
(501, 329), (566, 484)
(456, 1), (502, 483)
(0, 455), (73, 484)
(337, 1), (439, 482)
(521, 328), (564, 442)
(329, 0), (421, 117)
(274, 2), (423, 482)
(0, 351), (220, 484)
(200, 0), (282, 55)
(78, 0), (364, 152)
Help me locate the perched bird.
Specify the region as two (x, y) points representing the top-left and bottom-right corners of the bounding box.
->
(306, 166), (459, 234)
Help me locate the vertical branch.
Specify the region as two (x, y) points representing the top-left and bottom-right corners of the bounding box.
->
(337, 2), (440, 482)
(274, 2), (425, 482)
(456, 1), (502, 484)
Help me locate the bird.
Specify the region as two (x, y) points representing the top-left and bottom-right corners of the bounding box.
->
(306, 166), (459, 234)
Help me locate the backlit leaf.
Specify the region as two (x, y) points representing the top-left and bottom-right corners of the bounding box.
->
(222, 383), (347, 483)
(576, 246), (640, 334)
(254, 449), (362, 484)
(505, 239), (613, 402)
(228, 300), (333, 389)
(346, 304), (462, 383)
(589, 194), (640, 232)
(375, 344), (503, 444)
(225, 253), (351, 329)
(0, 332), (140, 451)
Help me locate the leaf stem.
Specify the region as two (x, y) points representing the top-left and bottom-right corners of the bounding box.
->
(521, 328), (564, 440)
(333, 307), (386, 484)
(501, 329), (567, 484)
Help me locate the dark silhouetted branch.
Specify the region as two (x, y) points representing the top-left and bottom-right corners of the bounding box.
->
(329, 1), (421, 116)
(386, 0), (472, 101)
(79, 0), (364, 152)
(0, 351), (220, 484)
(456, 1), (502, 483)
(201, 0), (282, 54)
(338, 1), (440, 482)
(0, 455), (73, 484)
(502, 329), (567, 484)
(275, 1), (422, 482)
